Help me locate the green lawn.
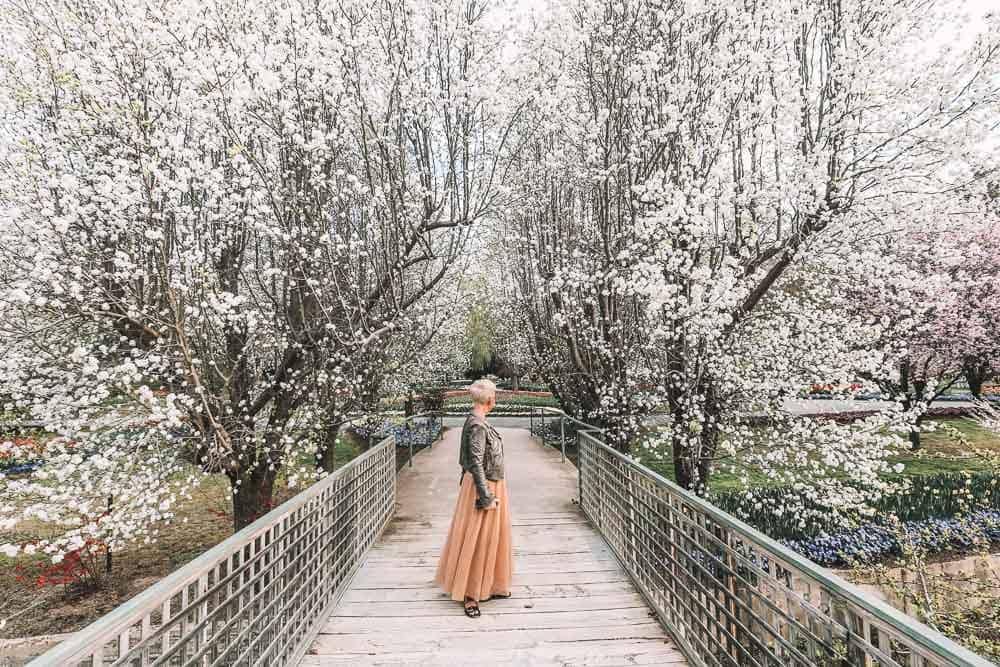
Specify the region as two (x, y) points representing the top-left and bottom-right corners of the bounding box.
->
(638, 417), (1000, 494)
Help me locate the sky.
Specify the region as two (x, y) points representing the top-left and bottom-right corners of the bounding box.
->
(937, 0), (995, 51)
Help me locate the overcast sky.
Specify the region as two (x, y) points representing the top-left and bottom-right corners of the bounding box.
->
(936, 0), (995, 51)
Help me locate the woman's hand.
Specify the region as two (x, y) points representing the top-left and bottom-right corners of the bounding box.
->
(484, 498), (499, 511)
(475, 491), (496, 510)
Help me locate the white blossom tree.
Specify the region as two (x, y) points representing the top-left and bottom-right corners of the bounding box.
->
(507, 0), (1000, 513)
(0, 0), (516, 561)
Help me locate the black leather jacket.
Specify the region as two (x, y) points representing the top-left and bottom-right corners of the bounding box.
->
(459, 413), (505, 509)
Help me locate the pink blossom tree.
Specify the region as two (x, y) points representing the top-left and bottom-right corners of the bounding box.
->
(850, 232), (969, 449)
(952, 185), (1000, 399)
(847, 175), (1000, 449)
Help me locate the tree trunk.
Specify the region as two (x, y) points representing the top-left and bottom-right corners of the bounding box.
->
(319, 419), (343, 474)
(673, 436), (697, 490)
(105, 496), (114, 574)
(901, 392), (923, 451)
(669, 378), (720, 495)
(968, 374), (984, 400)
(232, 462), (278, 531)
(895, 361), (924, 451)
(319, 445), (336, 473)
(964, 357), (991, 400)
(671, 424), (718, 494)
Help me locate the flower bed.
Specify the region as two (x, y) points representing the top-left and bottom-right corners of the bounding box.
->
(713, 471), (1000, 541)
(349, 416), (443, 449)
(783, 510), (1000, 567)
(443, 401), (557, 414)
(804, 382), (865, 396)
(0, 436), (46, 476)
(380, 391), (559, 413)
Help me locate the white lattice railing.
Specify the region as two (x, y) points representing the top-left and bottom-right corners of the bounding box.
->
(29, 435), (396, 667)
(35, 406), (995, 667)
(572, 424), (995, 667)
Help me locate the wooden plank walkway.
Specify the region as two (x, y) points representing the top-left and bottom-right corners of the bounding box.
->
(305, 426), (687, 666)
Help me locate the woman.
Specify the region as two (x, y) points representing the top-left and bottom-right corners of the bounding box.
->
(435, 378), (513, 618)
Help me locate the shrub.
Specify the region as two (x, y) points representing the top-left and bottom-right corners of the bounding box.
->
(714, 471), (1000, 541)
(14, 539), (110, 592)
(418, 386), (448, 413)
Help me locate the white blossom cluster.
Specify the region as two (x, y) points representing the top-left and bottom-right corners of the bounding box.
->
(0, 0), (515, 559)
(0, 0), (997, 562)
(503, 0), (1000, 523)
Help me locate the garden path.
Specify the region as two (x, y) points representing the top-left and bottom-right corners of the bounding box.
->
(304, 426), (687, 666)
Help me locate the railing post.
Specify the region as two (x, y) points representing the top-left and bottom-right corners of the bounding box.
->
(626, 465), (637, 577)
(560, 416), (566, 463)
(577, 431), (584, 506)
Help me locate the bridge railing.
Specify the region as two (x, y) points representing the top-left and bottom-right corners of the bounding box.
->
(574, 427), (994, 667)
(29, 434), (397, 667)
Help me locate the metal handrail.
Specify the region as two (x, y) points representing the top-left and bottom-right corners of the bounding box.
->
(575, 427), (994, 667)
(29, 434), (400, 667)
(340, 410), (442, 468)
(528, 406), (599, 463)
(28, 402), (992, 665)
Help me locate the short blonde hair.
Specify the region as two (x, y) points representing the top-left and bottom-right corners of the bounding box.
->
(468, 379), (497, 406)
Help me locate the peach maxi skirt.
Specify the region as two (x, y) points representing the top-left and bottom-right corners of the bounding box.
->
(435, 473), (513, 602)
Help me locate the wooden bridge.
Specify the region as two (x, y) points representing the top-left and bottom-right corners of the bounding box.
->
(29, 410), (992, 667)
(305, 426), (687, 665)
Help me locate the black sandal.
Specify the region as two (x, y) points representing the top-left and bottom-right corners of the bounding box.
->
(488, 593), (512, 600)
(463, 598), (481, 618)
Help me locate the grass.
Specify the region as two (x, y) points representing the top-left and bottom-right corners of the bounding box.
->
(638, 417), (1000, 494)
(0, 429), (366, 640)
(910, 419), (998, 467)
